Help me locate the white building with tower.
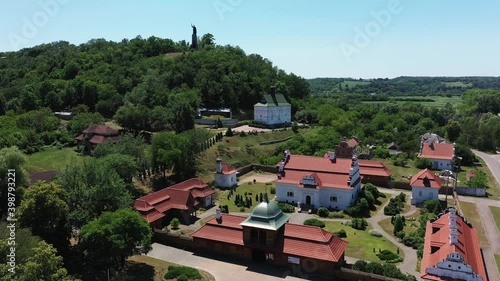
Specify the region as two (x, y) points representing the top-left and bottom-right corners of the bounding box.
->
(275, 150), (362, 210)
(214, 158), (238, 188)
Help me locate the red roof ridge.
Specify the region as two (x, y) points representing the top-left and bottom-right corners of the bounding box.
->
(410, 169), (442, 188)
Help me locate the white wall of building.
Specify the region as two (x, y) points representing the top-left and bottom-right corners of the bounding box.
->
(275, 181), (361, 210)
(411, 186), (439, 205)
(430, 159), (453, 170)
(214, 173), (237, 188)
(254, 105), (291, 125)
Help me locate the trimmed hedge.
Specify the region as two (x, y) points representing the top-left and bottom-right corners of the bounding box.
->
(304, 218), (326, 228)
(277, 202), (294, 213)
(334, 229), (347, 238)
(165, 266), (202, 280)
(368, 229), (383, 237)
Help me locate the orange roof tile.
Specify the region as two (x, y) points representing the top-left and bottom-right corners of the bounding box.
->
(419, 143), (454, 161)
(221, 163), (237, 175)
(347, 138), (359, 148)
(277, 170), (353, 189)
(191, 225), (244, 245)
(83, 124), (119, 136)
(411, 169), (442, 189)
(282, 224), (348, 262)
(420, 209), (487, 281)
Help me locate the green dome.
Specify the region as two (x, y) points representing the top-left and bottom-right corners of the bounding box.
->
(240, 197), (290, 230)
(252, 200), (283, 219)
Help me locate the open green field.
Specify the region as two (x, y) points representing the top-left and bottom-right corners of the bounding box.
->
(25, 147), (88, 173)
(324, 221), (403, 262)
(489, 206), (500, 232)
(217, 182), (274, 212)
(460, 201), (489, 246)
(340, 80), (371, 88)
(362, 95), (463, 108)
(375, 158), (421, 181)
(442, 82), (472, 88)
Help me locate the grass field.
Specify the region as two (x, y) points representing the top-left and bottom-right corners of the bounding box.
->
(362, 95), (463, 108)
(442, 82), (472, 88)
(217, 182), (274, 212)
(25, 147), (88, 173)
(375, 158), (421, 181)
(489, 206), (500, 232)
(379, 209), (422, 240)
(324, 221), (403, 262)
(460, 201), (489, 246)
(197, 129), (305, 182)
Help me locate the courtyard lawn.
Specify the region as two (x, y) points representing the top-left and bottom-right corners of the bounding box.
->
(378, 209), (422, 240)
(376, 158), (421, 182)
(460, 201), (489, 246)
(489, 206), (500, 232)
(324, 221), (403, 262)
(217, 182), (274, 212)
(25, 147), (87, 173)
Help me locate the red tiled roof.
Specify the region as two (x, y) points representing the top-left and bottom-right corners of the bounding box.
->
(410, 169), (442, 189)
(220, 163), (237, 175)
(133, 178), (212, 223)
(191, 214), (245, 245)
(82, 124), (119, 136)
(420, 210), (487, 281)
(75, 134), (84, 141)
(88, 135), (121, 144)
(277, 170), (352, 189)
(419, 143), (454, 161)
(282, 224), (348, 262)
(278, 154), (391, 180)
(347, 138), (359, 148)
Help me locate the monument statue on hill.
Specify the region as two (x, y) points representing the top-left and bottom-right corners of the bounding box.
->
(191, 24), (198, 49)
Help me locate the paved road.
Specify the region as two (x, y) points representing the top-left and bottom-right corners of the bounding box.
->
(472, 150), (500, 187)
(148, 243), (320, 281)
(470, 150), (500, 280)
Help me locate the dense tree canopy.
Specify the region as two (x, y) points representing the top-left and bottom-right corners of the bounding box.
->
(79, 208), (152, 270)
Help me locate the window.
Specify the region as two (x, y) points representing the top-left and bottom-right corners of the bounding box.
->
(287, 191), (294, 197)
(330, 196), (337, 202)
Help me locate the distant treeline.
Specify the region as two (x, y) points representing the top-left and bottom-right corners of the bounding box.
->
(308, 76), (500, 96)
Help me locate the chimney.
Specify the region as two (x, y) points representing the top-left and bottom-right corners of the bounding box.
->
(351, 155), (358, 167)
(216, 158), (223, 174)
(278, 161), (285, 175)
(270, 86), (276, 96)
(284, 150), (291, 163)
(349, 167), (355, 177)
(327, 151), (336, 163)
(216, 208), (222, 220)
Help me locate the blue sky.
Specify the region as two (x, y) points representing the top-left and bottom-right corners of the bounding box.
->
(1, 0), (499, 78)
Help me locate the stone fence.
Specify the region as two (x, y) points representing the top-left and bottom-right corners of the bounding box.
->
(153, 229), (193, 250)
(236, 164), (277, 178)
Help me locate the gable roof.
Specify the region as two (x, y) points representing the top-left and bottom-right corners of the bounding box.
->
(133, 178), (213, 223)
(281, 223), (348, 262)
(421, 208), (487, 281)
(347, 137), (359, 148)
(216, 162), (237, 175)
(410, 169), (442, 189)
(277, 170), (353, 190)
(254, 94), (291, 107)
(191, 214), (246, 245)
(82, 124), (119, 136)
(419, 142), (454, 161)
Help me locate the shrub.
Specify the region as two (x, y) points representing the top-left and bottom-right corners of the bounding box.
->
(165, 266), (202, 280)
(422, 199), (443, 215)
(277, 202), (294, 213)
(225, 127), (234, 137)
(351, 218), (368, 230)
(329, 211), (344, 218)
(396, 231), (406, 239)
(270, 187), (276, 194)
(239, 207), (245, 212)
(291, 122), (299, 133)
(304, 218), (325, 228)
(317, 207), (329, 218)
(415, 157), (432, 169)
(170, 218), (180, 230)
(334, 229), (347, 238)
(376, 250), (399, 261)
(239, 130), (246, 137)
(369, 229), (383, 237)
(220, 205), (229, 213)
